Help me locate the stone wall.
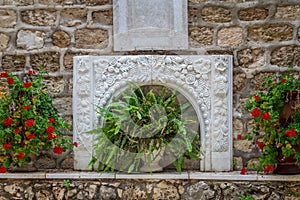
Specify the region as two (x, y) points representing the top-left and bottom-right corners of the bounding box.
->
(0, 0), (300, 170)
(0, 178), (299, 200)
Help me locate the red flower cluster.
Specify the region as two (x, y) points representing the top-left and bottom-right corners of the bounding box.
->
(3, 118), (13, 126)
(256, 141), (265, 149)
(7, 77), (14, 85)
(263, 165), (274, 174)
(23, 105), (31, 110)
(14, 128), (20, 134)
(251, 108), (261, 118)
(240, 167), (247, 175)
(0, 71), (8, 78)
(3, 142), (11, 150)
(28, 70), (35, 75)
(285, 129), (297, 137)
(25, 119), (34, 127)
(281, 78), (286, 83)
(254, 95), (260, 101)
(48, 133), (57, 139)
(48, 117), (55, 123)
(16, 153), (24, 160)
(23, 82), (32, 88)
(0, 166), (7, 173)
(27, 133), (35, 139)
(53, 146), (63, 154)
(262, 112), (271, 120)
(46, 126), (55, 134)
(237, 134), (242, 139)
(73, 142), (78, 147)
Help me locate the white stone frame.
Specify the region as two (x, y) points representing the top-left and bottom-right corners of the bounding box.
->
(73, 55), (233, 171)
(113, 0), (188, 51)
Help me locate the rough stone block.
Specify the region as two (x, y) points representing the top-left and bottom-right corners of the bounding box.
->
(0, 33), (9, 50)
(271, 45), (300, 67)
(233, 72), (246, 92)
(247, 24), (293, 42)
(237, 47), (265, 69)
(188, 7), (198, 23)
(53, 96), (72, 116)
(201, 6), (231, 23)
(43, 76), (65, 95)
(238, 8), (269, 21)
(75, 28), (108, 49)
(51, 30), (70, 48)
(39, 0), (75, 5)
(0, 9), (17, 28)
(2, 0), (33, 5)
(17, 30), (45, 50)
(2, 54), (26, 72)
(92, 9), (112, 25)
(60, 8), (87, 27)
(80, 0), (109, 5)
(218, 27), (243, 46)
(189, 26), (213, 46)
(21, 9), (56, 26)
(275, 5), (300, 20)
(31, 52), (60, 72)
(153, 181), (179, 200)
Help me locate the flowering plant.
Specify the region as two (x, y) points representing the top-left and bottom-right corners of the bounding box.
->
(0, 70), (76, 173)
(245, 69), (300, 173)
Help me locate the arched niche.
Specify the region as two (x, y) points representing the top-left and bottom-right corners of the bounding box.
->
(73, 55), (233, 172)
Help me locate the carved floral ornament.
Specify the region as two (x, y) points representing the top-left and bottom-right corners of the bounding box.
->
(73, 55), (233, 171)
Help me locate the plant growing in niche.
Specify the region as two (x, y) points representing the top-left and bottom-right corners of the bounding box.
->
(245, 68), (300, 174)
(0, 70), (76, 173)
(89, 83), (201, 173)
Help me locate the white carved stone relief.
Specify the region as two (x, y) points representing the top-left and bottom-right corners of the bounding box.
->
(113, 0), (188, 51)
(73, 55), (233, 171)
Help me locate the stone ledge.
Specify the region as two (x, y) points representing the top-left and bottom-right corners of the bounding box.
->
(0, 171), (299, 182)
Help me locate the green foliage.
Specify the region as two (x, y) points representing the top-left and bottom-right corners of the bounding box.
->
(239, 195), (255, 200)
(0, 70), (75, 172)
(89, 83), (202, 173)
(245, 69), (300, 173)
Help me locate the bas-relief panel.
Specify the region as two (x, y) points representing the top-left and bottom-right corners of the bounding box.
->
(73, 55), (233, 172)
(113, 0), (188, 51)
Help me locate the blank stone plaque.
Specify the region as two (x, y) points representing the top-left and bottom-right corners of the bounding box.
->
(113, 0), (188, 51)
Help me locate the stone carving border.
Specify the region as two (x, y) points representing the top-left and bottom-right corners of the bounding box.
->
(73, 55), (232, 171)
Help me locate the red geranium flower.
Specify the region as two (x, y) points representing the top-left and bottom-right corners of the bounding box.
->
(264, 165), (274, 174)
(23, 105), (31, 110)
(48, 117), (55, 123)
(262, 112), (271, 120)
(23, 82), (32, 88)
(14, 128), (20, 134)
(256, 141), (265, 149)
(281, 78), (286, 83)
(4, 118), (13, 126)
(237, 134), (242, 139)
(251, 108), (261, 118)
(46, 126), (55, 134)
(25, 119), (34, 127)
(16, 153), (25, 160)
(0, 71), (8, 78)
(53, 146), (63, 154)
(47, 133), (57, 139)
(240, 167), (247, 175)
(28, 70), (35, 75)
(254, 95), (260, 101)
(3, 142), (11, 150)
(27, 133), (35, 139)
(0, 166), (7, 173)
(285, 129), (297, 137)
(7, 77), (14, 85)
(73, 142), (78, 147)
